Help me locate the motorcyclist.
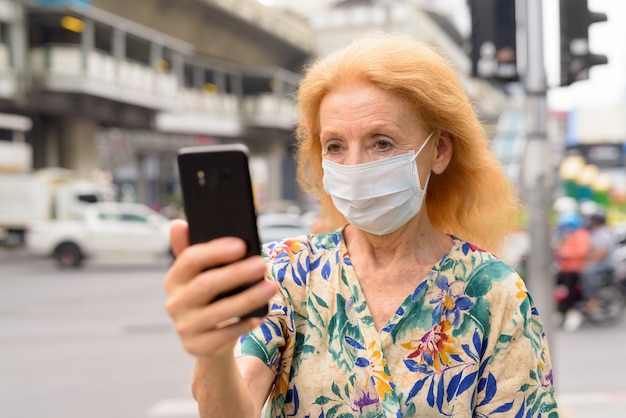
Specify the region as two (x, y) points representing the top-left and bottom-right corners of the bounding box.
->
(553, 210), (590, 330)
(580, 202), (615, 318)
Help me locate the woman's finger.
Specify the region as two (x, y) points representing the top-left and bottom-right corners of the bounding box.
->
(164, 236), (248, 293)
(180, 317), (265, 357)
(169, 219), (190, 257)
(176, 255), (268, 308)
(172, 279), (277, 335)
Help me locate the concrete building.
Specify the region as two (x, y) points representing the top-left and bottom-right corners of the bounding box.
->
(0, 0), (312, 212)
(0, 0), (509, 213)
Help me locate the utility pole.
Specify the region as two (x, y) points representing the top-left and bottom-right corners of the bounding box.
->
(522, 0), (554, 346)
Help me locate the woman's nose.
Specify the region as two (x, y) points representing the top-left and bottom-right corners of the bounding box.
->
(343, 149), (367, 166)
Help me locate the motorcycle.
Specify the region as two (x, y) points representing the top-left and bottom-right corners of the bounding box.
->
(552, 244), (626, 327)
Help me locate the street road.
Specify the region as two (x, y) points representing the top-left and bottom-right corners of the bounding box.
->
(1, 249), (625, 417)
(0, 251), (196, 418)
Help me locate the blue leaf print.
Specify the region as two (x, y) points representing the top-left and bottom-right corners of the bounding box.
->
(293, 385), (300, 415)
(260, 323), (273, 344)
(355, 357), (369, 367)
(297, 259), (308, 285)
(478, 354), (490, 376)
(478, 373), (497, 406)
(412, 280), (428, 301)
(269, 319), (282, 335)
(292, 265), (303, 286)
(403, 358), (429, 373)
(447, 371), (463, 402)
(321, 260), (332, 281)
(405, 376), (429, 404)
(344, 335), (365, 350)
(427, 377), (435, 407)
(436, 374), (445, 412)
(472, 329), (482, 355)
(381, 322), (396, 333)
(462, 242), (471, 255)
(462, 344), (477, 360)
(450, 353), (464, 362)
(514, 402), (525, 418)
(490, 400), (515, 414)
(477, 377), (486, 393)
(276, 264), (288, 283)
(456, 371), (478, 396)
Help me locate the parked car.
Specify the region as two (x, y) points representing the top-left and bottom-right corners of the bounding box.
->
(26, 202), (173, 267)
(257, 212), (309, 244)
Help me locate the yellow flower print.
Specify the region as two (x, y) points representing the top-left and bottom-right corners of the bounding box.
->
(354, 340), (394, 401)
(515, 278), (527, 299)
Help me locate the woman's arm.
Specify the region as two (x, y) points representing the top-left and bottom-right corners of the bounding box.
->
(191, 355), (275, 418)
(164, 220), (278, 417)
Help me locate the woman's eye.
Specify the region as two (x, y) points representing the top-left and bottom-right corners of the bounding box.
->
(325, 143), (342, 153)
(374, 139), (392, 150)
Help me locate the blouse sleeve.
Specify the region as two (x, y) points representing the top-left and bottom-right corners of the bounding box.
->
(234, 277), (295, 378)
(234, 241), (300, 379)
(472, 264), (558, 417)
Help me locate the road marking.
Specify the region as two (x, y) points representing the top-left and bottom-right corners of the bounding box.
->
(147, 399), (198, 417)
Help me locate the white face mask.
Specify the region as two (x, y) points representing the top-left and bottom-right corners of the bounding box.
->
(322, 131), (434, 235)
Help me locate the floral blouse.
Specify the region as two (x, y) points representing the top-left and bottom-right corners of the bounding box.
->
(236, 229), (558, 417)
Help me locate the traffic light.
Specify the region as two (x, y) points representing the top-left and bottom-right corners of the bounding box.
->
(560, 0), (608, 86)
(468, 0), (519, 82)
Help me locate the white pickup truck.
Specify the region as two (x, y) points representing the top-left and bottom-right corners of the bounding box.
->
(26, 202), (173, 267)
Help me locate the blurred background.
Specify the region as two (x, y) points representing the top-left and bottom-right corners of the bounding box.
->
(1, 0), (626, 417)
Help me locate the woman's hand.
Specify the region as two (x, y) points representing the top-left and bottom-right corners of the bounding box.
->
(164, 220), (277, 359)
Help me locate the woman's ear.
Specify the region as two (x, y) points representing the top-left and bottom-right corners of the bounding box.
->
(431, 130), (453, 174)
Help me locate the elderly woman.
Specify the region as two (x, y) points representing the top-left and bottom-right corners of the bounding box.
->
(165, 32), (557, 417)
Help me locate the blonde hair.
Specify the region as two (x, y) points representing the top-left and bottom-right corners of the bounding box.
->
(294, 32), (521, 255)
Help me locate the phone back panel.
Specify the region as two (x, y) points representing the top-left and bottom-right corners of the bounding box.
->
(177, 144), (260, 258)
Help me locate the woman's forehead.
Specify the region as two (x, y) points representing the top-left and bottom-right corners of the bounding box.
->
(319, 83), (423, 130)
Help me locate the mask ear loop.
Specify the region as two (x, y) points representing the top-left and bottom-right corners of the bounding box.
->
(410, 131), (435, 162)
(410, 131), (435, 192)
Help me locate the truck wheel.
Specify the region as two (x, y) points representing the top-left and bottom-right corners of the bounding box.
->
(54, 243), (83, 268)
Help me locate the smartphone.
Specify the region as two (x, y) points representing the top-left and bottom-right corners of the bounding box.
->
(177, 143), (267, 318)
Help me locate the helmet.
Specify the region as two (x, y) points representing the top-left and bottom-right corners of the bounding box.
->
(553, 196), (579, 214)
(557, 211), (583, 230)
(579, 200), (607, 224)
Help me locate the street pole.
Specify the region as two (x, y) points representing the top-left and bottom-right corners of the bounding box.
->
(522, 0), (555, 347)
